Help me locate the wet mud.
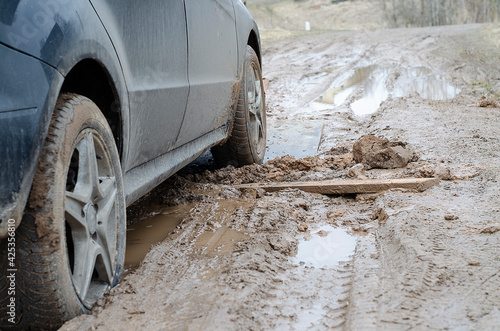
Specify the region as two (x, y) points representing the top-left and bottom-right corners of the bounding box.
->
(125, 203), (195, 270)
(62, 23), (500, 331)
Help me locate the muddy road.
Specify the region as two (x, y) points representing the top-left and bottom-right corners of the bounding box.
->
(62, 24), (500, 330)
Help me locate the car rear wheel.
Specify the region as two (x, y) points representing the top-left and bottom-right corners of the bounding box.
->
(212, 45), (267, 166)
(4, 94), (126, 329)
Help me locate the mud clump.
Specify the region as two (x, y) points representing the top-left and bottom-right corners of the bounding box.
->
(353, 135), (415, 169)
(183, 154), (354, 185)
(480, 224), (500, 234)
(478, 97), (499, 108)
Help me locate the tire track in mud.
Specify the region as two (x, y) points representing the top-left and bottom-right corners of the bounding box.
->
(344, 235), (381, 330)
(66, 186), (370, 330)
(248, 255), (355, 329)
(374, 185), (500, 330)
(377, 205), (452, 328)
(213, 190), (365, 331)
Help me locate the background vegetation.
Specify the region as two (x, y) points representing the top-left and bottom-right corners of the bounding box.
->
(379, 0), (500, 27)
(244, 0), (500, 42)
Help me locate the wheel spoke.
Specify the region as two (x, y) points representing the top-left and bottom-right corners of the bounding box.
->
(248, 67), (262, 117)
(72, 237), (113, 303)
(253, 115), (263, 141)
(247, 70), (257, 104)
(249, 104), (257, 117)
(96, 181), (117, 261)
(254, 88), (262, 112)
(71, 234), (95, 301)
(256, 116), (264, 139)
(75, 132), (104, 202)
(94, 241), (114, 285)
(98, 177), (116, 201)
(247, 67), (264, 144)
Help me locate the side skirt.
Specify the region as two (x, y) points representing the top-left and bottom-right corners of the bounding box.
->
(123, 125), (228, 206)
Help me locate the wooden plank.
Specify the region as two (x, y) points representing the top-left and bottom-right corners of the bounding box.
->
(235, 178), (439, 195)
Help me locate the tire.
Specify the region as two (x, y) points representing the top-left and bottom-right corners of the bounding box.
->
(0, 94), (126, 329)
(212, 45), (267, 166)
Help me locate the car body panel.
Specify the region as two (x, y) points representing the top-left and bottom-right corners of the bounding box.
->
(0, 42), (64, 236)
(124, 125), (228, 206)
(175, 0), (238, 147)
(233, 0), (262, 68)
(89, 0), (190, 171)
(0, 0), (73, 65)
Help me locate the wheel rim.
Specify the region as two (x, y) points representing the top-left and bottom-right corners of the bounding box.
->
(247, 63), (265, 153)
(64, 129), (119, 308)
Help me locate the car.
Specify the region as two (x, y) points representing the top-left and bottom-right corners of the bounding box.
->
(0, 0), (266, 328)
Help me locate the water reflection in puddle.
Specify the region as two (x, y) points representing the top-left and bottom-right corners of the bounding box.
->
(313, 65), (461, 116)
(392, 67), (461, 100)
(294, 225), (356, 268)
(265, 119), (324, 161)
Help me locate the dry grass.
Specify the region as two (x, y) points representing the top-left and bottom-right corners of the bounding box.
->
(246, 0), (386, 42)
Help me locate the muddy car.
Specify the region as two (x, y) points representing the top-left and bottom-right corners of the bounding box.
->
(0, 0), (265, 328)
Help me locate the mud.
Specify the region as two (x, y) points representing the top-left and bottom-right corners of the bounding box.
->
(353, 135), (415, 169)
(125, 203), (195, 270)
(62, 19), (500, 331)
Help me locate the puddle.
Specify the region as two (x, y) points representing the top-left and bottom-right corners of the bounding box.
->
(125, 197), (253, 273)
(293, 225), (356, 268)
(125, 203), (195, 269)
(195, 225), (247, 257)
(192, 199), (253, 256)
(265, 119), (324, 161)
(312, 65), (461, 116)
(391, 67), (461, 100)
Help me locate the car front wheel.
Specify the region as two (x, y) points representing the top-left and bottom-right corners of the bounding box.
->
(6, 93), (126, 329)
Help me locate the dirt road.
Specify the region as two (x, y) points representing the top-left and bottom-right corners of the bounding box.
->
(62, 23), (500, 330)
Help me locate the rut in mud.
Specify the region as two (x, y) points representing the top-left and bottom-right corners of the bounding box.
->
(62, 23), (500, 331)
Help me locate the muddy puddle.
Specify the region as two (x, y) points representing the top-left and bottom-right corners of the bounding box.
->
(312, 65), (461, 116)
(191, 198), (253, 256)
(125, 197), (254, 271)
(265, 119), (324, 160)
(194, 226), (247, 257)
(293, 225), (357, 268)
(125, 203), (196, 269)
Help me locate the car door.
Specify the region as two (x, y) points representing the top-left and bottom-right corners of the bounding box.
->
(90, 0), (189, 171)
(175, 0), (238, 147)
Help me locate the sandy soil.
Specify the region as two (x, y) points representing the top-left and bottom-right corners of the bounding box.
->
(62, 14), (500, 331)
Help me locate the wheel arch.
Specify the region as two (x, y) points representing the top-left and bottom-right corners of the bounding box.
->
(60, 59), (124, 157)
(234, 0), (263, 71)
(247, 29), (262, 68)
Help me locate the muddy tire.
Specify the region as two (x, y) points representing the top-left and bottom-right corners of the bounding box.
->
(212, 46), (267, 166)
(1, 94), (126, 329)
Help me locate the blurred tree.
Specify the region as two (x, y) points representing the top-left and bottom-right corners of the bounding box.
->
(379, 0), (500, 27)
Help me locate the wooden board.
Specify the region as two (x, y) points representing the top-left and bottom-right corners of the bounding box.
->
(235, 178), (439, 195)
